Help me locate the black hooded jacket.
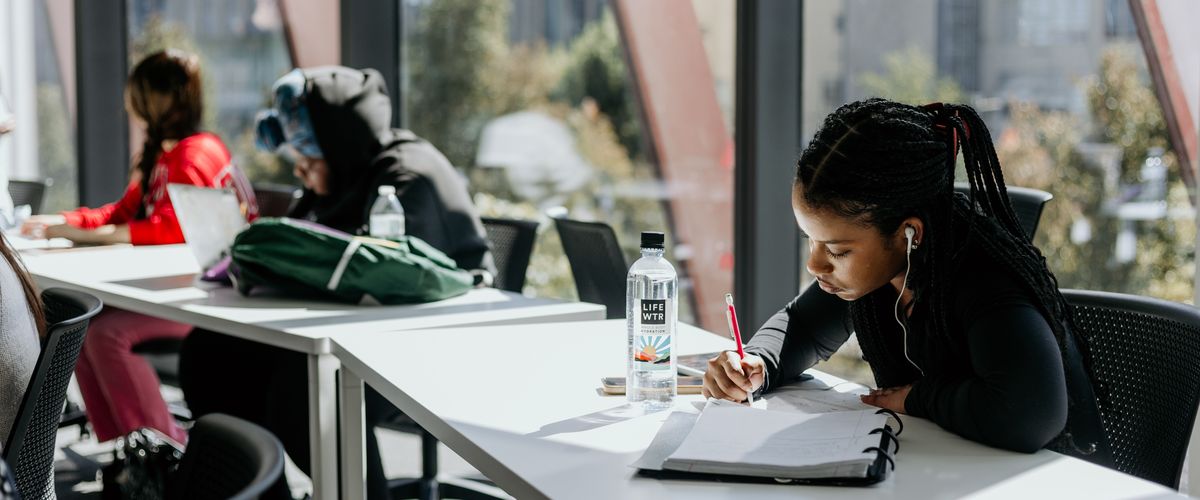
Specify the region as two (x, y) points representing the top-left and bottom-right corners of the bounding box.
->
(288, 66), (494, 274)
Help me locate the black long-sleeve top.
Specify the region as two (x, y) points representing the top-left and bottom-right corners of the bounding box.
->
(745, 241), (1113, 462)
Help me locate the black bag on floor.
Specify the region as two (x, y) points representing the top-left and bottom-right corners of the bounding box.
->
(101, 428), (184, 500)
(0, 457), (19, 500)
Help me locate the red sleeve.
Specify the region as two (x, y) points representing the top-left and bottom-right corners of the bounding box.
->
(60, 180), (142, 229)
(127, 134), (231, 245)
(126, 207), (186, 245)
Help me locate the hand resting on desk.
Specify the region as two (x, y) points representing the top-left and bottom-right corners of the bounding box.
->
(19, 214), (65, 238)
(43, 222), (130, 245)
(860, 384), (911, 414)
(701, 350), (764, 402)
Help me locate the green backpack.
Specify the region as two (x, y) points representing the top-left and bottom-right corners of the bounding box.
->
(229, 217), (474, 304)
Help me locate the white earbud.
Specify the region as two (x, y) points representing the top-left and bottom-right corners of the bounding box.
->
(897, 225), (923, 376)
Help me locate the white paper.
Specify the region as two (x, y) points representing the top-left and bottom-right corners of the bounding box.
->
(662, 405), (887, 477)
(761, 383), (873, 414)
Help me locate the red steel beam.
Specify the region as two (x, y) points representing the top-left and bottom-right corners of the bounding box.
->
(612, 0), (734, 332)
(278, 0), (340, 68)
(1130, 0), (1198, 188)
(45, 0), (75, 121)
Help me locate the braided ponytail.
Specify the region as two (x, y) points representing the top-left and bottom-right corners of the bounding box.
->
(125, 50), (204, 219)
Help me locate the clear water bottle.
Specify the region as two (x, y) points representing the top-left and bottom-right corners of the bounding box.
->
(369, 185), (405, 239)
(1138, 147), (1167, 202)
(626, 231), (678, 410)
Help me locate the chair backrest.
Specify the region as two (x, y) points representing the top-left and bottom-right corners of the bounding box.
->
(481, 217), (539, 293)
(1061, 289), (1200, 489)
(8, 180), (48, 215)
(167, 413), (284, 500)
(3, 288), (102, 500)
(553, 218), (626, 319)
(251, 183), (300, 218)
(953, 183), (1053, 239)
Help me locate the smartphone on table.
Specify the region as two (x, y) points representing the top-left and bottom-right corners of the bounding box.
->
(675, 351), (814, 382)
(600, 376), (704, 395)
(676, 352), (718, 377)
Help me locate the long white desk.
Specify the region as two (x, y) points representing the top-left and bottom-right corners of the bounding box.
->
(20, 244), (605, 498)
(332, 320), (1186, 500)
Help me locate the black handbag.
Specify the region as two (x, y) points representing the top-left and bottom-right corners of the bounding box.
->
(102, 428), (184, 500)
(0, 457), (19, 500)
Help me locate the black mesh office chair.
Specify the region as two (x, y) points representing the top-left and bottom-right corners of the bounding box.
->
(4, 288), (102, 500)
(953, 183), (1053, 239)
(1062, 289), (1200, 489)
(481, 217), (538, 293)
(553, 218), (627, 319)
(8, 179), (49, 215)
(166, 413), (284, 500)
(252, 183), (301, 218)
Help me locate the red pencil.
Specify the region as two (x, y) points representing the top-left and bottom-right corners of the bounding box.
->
(724, 293), (753, 403)
(725, 293), (745, 359)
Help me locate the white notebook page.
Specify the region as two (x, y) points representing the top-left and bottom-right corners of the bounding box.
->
(666, 406), (887, 471)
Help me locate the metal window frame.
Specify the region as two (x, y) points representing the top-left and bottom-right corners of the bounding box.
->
(341, 0), (401, 128)
(74, 0), (128, 207)
(388, 1), (805, 331)
(734, 0), (805, 335)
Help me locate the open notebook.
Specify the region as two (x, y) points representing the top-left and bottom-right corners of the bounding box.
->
(636, 404), (900, 486)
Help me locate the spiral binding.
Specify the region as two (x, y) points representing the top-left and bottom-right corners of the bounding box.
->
(861, 446), (896, 471)
(874, 408), (903, 436)
(863, 409), (903, 474)
(869, 427), (900, 454)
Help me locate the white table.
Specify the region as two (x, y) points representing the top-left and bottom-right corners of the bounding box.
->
(20, 244), (605, 498)
(332, 319), (1186, 500)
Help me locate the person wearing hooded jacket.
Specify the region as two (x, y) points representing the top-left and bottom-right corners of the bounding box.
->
(179, 67), (495, 499)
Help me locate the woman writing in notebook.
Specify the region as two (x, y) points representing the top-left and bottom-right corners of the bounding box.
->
(703, 98), (1112, 464)
(19, 50), (254, 445)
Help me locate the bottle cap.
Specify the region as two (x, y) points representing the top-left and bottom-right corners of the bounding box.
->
(640, 231), (665, 249)
(378, 185), (396, 196)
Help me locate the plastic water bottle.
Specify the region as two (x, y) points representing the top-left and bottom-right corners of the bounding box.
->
(626, 231), (678, 410)
(369, 185), (405, 239)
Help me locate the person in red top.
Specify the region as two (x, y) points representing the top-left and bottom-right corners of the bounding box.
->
(21, 50), (253, 444)
(48, 130), (242, 244)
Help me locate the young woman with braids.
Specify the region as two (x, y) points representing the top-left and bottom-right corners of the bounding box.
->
(702, 98), (1113, 463)
(19, 50), (254, 444)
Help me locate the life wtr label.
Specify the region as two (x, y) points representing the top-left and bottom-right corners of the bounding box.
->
(633, 298), (672, 371)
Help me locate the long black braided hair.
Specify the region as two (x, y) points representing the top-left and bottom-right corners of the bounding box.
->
(126, 50), (204, 219)
(795, 98), (1099, 453)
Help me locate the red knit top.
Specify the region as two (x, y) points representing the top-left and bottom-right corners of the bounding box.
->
(61, 132), (242, 245)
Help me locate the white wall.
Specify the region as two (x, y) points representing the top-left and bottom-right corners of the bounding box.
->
(1, 0), (39, 183)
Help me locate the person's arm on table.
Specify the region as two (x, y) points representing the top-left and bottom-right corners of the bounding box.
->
(45, 223), (131, 245)
(704, 283), (851, 401)
(865, 304), (1068, 453)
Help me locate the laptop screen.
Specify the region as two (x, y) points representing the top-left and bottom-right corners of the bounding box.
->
(166, 183), (247, 270)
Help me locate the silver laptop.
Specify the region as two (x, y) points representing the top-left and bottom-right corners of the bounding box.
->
(167, 183), (248, 271)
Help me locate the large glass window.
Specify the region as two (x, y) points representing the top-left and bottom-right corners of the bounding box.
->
(31, 0), (76, 213)
(805, 0), (1194, 384)
(127, 0), (294, 186)
(399, 0), (735, 330)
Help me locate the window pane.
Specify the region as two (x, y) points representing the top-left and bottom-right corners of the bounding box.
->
(400, 0), (736, 330)
(34, 0), (78, 212)
(805, 0), (1194, 384)
(127, 0), (294, 186)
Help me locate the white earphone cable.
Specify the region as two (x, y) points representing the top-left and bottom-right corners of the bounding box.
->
(896, 232), (924, 376)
